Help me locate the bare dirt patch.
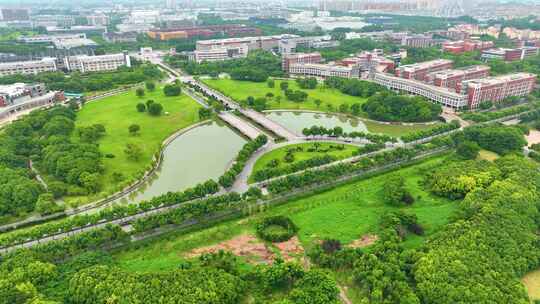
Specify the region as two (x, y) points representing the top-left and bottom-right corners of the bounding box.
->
(527, 130), (540, 146)
(348, 234), (379, 248)
(274, 236), (305, 262)
(185, 234), (274, 264)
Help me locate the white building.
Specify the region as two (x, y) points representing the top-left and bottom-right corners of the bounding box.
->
(373, 72), (468, 109)
(64, 52), (131, 73)
(289, 63), (360, 79)
(0, 58), (58, 77)
(193, 45), (249, 63)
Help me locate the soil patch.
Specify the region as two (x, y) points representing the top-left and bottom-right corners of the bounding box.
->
(185, 234), (274, 264)
(274, 236), (304, 262)
(527, 130), (540, 146)
(348, 234), (379, 248)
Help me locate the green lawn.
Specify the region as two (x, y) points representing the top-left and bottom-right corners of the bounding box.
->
(113, 155), (456, 273)
(203, 78), (368, 112)
(70, 86), (202, 205)
(204, 78), (441, 137)
(249, 142), (357, 183)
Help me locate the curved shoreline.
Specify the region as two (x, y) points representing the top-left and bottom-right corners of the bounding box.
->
(263, 109), (440, 126)
(70, 119), (214, 214)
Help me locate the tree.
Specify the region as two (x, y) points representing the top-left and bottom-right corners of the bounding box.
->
(199, 108), (213, 119)
(456, 140), (481, 159)
(35, 193), (59, 215)
(267, 79), (275, 88)
(136, 103), (146, 112)
(280, 82), (289, 91)
(148, 103), (163, 116)
(163, 84), (182, 96)
(128, 124), (140, 136)
(145, 99), (154, 108)
(124, 143), (143, 161)
(135, 88), (145, 98)
(145, 81), (156, 91)
(382, 174), (413, 205)
(79, 172), (100, 193)
(314, 99), (322, 108)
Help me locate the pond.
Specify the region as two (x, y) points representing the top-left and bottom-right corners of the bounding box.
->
(111, 121), (246, 206)
(264, 111), (436, 137)
(265, 111), (368, 134)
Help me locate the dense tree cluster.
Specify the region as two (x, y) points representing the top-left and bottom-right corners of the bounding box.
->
(0, 106), (99, 216)
(167, 50), (283, 81)
(0, 64), (163, 93)
(414, 155), (540, 303)
(219, 135), (268, 188)
(324, 77), (384, 99)
(424, 159), (501, 199)
(284, 89), (308, 102)
(296, 77), (318, 89)
(69, 266), (244, 304)
(163, 83), (182, 96)
(461, 124), (527, 155)
(362, 92), (442, 122)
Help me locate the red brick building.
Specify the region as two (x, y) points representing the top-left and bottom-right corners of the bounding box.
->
(429, 65), (491, 92)
(442, 40), (494, 54)
(395, 59), (453, 82)
(282, 52), (322, 73)
(461, 73), (536, 108)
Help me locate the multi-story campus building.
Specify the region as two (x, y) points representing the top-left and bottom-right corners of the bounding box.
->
(195, 35), (294, 52)
(0, 58), (58, 77)
(481, 47), (539, 61)
(340, 50), (396, 74)
(192, 45), (249, 63)
(288, 63), (361, 79)
(427, 65), (491, 91)
(148, 25), (262, 41)
(374, 73), (469, 108)
(282, 52), (322, 73)
(400, 34), (442, 48)
(278, 35), (338, 53)
(0, 83), (46, 107)
(375, 68), (535, 109)
(63, 52), (131, 73)
(442, 40), (494, 54)
(460, 73), (536, 108)
(395, 59), (453, 81)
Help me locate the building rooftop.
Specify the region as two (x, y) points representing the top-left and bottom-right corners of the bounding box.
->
(464, 72), (536, 86)
(53, 38), (97, 49)
(197, 34), (298, 45)
(399, 59), (453, 72)
(430, 65), (490, 78)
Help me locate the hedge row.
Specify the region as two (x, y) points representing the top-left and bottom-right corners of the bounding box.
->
(218, 135), (268, 188)
(3, 224), (128, 263)
(401, 121), (460, 143)
(461, 103), (535, 122)
(0, 179), (220, 248)
(132, 193), (244, 232)
(266, 145), (438, 194)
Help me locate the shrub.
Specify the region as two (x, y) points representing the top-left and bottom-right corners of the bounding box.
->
(163, 84), (182, 96)
(256, 216), (298, 242)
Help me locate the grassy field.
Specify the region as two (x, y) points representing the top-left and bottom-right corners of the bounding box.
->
(113, 155), (456, 273)
(249, 142), (357, 183)
(203, 78), (368, 112)
(477, 149), (499, 161)
(70, 86), (202, 205)
(523, 269), (540, 301)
